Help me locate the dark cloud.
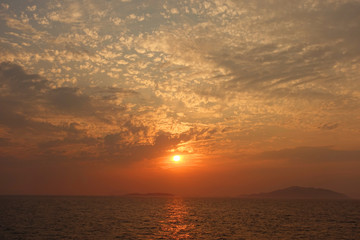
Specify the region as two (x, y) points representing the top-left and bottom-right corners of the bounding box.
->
(33, 126), (204, 165)
(0, 137), (11, 147)
(258, 146), (360, 162)
(101, 128), (202, 164)
(0, 62), (137, 118)
(106, 131), (186, 162)
(319, 123), (339, 130)
(38, 136), (98, 149)
(213, 1), (360, 100)
(0, 97), (59, 133)
(318, 2), (360, 46)
(0, 62), (47, 96)
(0, 62), (198, 165)
(88, 87), (138, 101)
(47, 87), (93, 114)
(0, 62), (93, 131)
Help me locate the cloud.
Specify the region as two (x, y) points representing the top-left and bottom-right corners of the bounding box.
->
(1, 1), (359, 164)
(319, 123), (339, 130)
(0, 138), (11, 146)
(47, 2), (83, 24)
(0, 61), (47, 94)
(0, 62), (59, 132)
(258, 146), (360, 162)
(38, 135), (97, 149)
(0, 62), (95, 117)
(4, 17), (37, 33)
(216, 1), (360, 93)
(27, 5), (37, 12)
(102, 129), (195, 163)
(47, 87), (93, 114)
(1, 3), (9, 9)
(134, 0), (360, 109)
(0, 62), (197, 165)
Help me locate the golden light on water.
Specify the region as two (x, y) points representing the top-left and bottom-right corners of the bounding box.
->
(159, 198), (193, 238)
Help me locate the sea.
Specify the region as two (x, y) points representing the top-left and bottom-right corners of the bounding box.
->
(0, 196), (359, 239)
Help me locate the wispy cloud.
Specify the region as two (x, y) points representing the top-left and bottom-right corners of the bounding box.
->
(258, 146), (360, 163)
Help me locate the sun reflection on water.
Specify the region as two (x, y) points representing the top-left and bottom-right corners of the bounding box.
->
(158, 198), (194, 239)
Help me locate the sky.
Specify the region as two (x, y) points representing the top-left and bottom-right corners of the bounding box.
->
(0, 0), (359, 197)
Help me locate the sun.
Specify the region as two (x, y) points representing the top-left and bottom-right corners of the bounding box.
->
(172, 155), (181, 162)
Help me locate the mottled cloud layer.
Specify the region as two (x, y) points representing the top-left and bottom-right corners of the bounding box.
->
(0, 0), (359, 196)
(0, 62), (204, 165)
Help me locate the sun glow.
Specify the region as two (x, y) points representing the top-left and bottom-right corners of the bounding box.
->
(172, 155), (181, 162)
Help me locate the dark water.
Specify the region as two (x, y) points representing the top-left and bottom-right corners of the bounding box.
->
(0, 196), (359, 239)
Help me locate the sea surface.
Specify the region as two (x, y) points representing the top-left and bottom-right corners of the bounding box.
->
(0, 196), (359, 239)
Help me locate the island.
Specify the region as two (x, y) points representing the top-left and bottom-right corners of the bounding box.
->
(123, 193), (175, 198)
(240, 186), (349, 199)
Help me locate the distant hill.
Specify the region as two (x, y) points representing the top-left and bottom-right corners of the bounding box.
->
(240, 186), (349, 199)
(123, 192), (175, 198)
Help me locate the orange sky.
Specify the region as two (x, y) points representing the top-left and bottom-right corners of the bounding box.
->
(0, 0), (359, 197)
